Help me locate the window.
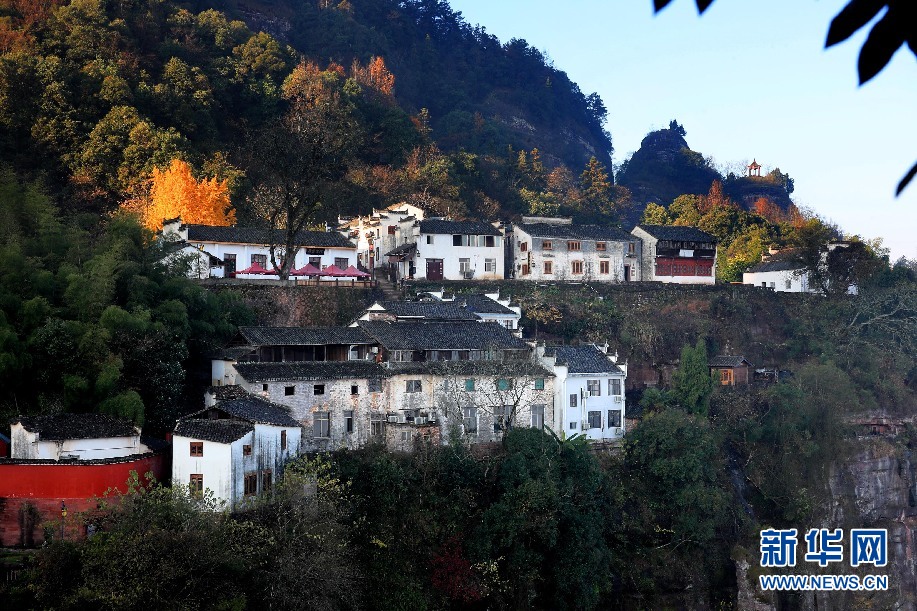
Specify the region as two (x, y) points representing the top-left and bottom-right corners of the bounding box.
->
(543, 240), (553, 251)
(309, 256), (322, 267)
(262, 384), (268, 392)
(785, 279), (792, 289)
(406, 380), (422, 393)
(769, 282), (776, 289)
(370, 412), (384, 438)
(426, 235), (433, 244)
(568, 240), (581, 251)
(587, 380), (601, 396)
(388, 226), (396, 235)
(502, 320), (514, 329)
(484, 258), (496, 272)
(627, 242), (636, 255)
(596, 241), (606, 251)
(610, 379), (622, 396)
(189, 474), (203, 494)
(521, 264), (530, 276)
(313, 412), (330, 438)
(243, 444), (252, 456)
(520, 242), (528, 252)
(608, 410), (622, 428)
(351, 384), (359, 395)
(313, 384), (325, 395)
(459, 258), (471, 273)
(244, 472), (258, 496)
(262, 470), (272, 492)
(190, 442), (203, 457)
(465, 378), (475, 391)
(453, 235), (463, 246)
(284, 385), (295, 396)
(600, 260), (610, 274)
(531, 404), (545, 429)
(588, 411), (601, 429)
(494, 405), (510, 432)
(534, 378), (545, 390)
(496, 378), (512, 391)
(344, 410), (354, 434)
(369, 378), (382, 393)
(401, 431), (412, 442)
(223, 253), (236, 274)
(570, 394), (578, 408)
(335, 257), (349, 269)
(544, 261), (553, 274)
(463, 407), (477, 434)
(486, 235), (498, 247)
(572, 260), (583, 275)
(281, 430), (287, 450)
(251, 254), (267, 268)
(569, 421), (577, 430)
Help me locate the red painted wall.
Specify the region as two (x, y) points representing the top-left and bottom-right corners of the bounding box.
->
(0, 454), (166, 547)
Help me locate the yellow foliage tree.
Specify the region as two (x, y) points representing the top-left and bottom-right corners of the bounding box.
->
(136, 159), (234, 230)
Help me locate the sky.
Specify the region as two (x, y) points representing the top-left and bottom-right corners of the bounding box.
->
(448, 0), (917, 261)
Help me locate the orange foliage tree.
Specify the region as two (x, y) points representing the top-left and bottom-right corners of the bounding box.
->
(133, 159), (234, 230)
(351, 56), (395, 96)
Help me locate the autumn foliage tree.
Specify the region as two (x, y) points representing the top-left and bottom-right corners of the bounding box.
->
(130, 159), (234, 231)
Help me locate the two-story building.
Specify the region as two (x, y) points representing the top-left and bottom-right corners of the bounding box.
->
(512, 217), (641, 282)
(161, 219), (358, 279)
(385, 219), (505, 281)
(338, 203), (426, 276)
(630, 224), (717, 284)
(538, 344), (627, 442)
(172, 395), (301, 508)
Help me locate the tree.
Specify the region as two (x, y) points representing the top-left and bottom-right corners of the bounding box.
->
(132, 159), (234, 231)
(671, 339), (713, 416)
(640, 202), (671, 225)
(246, 61), (361, 279)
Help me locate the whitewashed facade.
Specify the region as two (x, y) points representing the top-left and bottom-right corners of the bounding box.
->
(631, 224), (717, 285)
(513, 217), (641, 282)
(9, 414), (147, 460)
(172, 397), (301, 508)
(538, 344), (627, 442)
(338, 203), (426, 274)
(387, 219), (505, 281)
(161, 219), (357, 278)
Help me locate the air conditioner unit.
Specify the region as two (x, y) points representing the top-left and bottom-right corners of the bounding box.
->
(581, 422), (589, 431)
(614, 427), (623, 435)
(614, 396), (622, 403)
(415, 415), (428, 425)
(387, 414), (400, 423)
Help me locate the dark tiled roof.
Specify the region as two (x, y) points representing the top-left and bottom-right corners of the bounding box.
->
(709, 355), (752, 368)
(746, 259), (806, 273)
(746, 250), (807, 274)
(174, 419), (254, 444)
(547, 346), (624, 374)
(357, 321), (528, 351)
(206, 385), (251, 401)
(635, 224), (717, 243)
(419, 219), (502, 236)
(454, 294), (516, 315)
(379, 301), (479, 321)
(235, 361), (388, 382)
(238, 326), (373, 346)
(516, 223), (633, 242)
(384, 242), (417, 257)
(389, 360), (553, 377)
(186, 225), (355, 249)
(183, 395), (300, 428)
(13, 413), (137, 440)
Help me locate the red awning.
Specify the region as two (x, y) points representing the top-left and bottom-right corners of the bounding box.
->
(342, 265), (370, 278)
(290, 263), (322, 277)
(320, 265), (346, 277)
(235, 262), (270, 275)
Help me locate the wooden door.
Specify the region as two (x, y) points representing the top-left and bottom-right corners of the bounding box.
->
(426, 259), (443, 280)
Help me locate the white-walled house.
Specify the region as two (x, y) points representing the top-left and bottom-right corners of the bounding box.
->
(385, 219), (504, 281)
(631, 225), (717, 284)
(538, 344), (627, 442)
(9, 413), (148, 460)
(172, 396), (301, 508)
(338, 203), (426, 275)
(513, 217), (641, 282)
(161, 218), (357, 278)
(743, 256), (811, 292)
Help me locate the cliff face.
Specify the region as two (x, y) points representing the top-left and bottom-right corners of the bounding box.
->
(737, 428), (917, 610)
